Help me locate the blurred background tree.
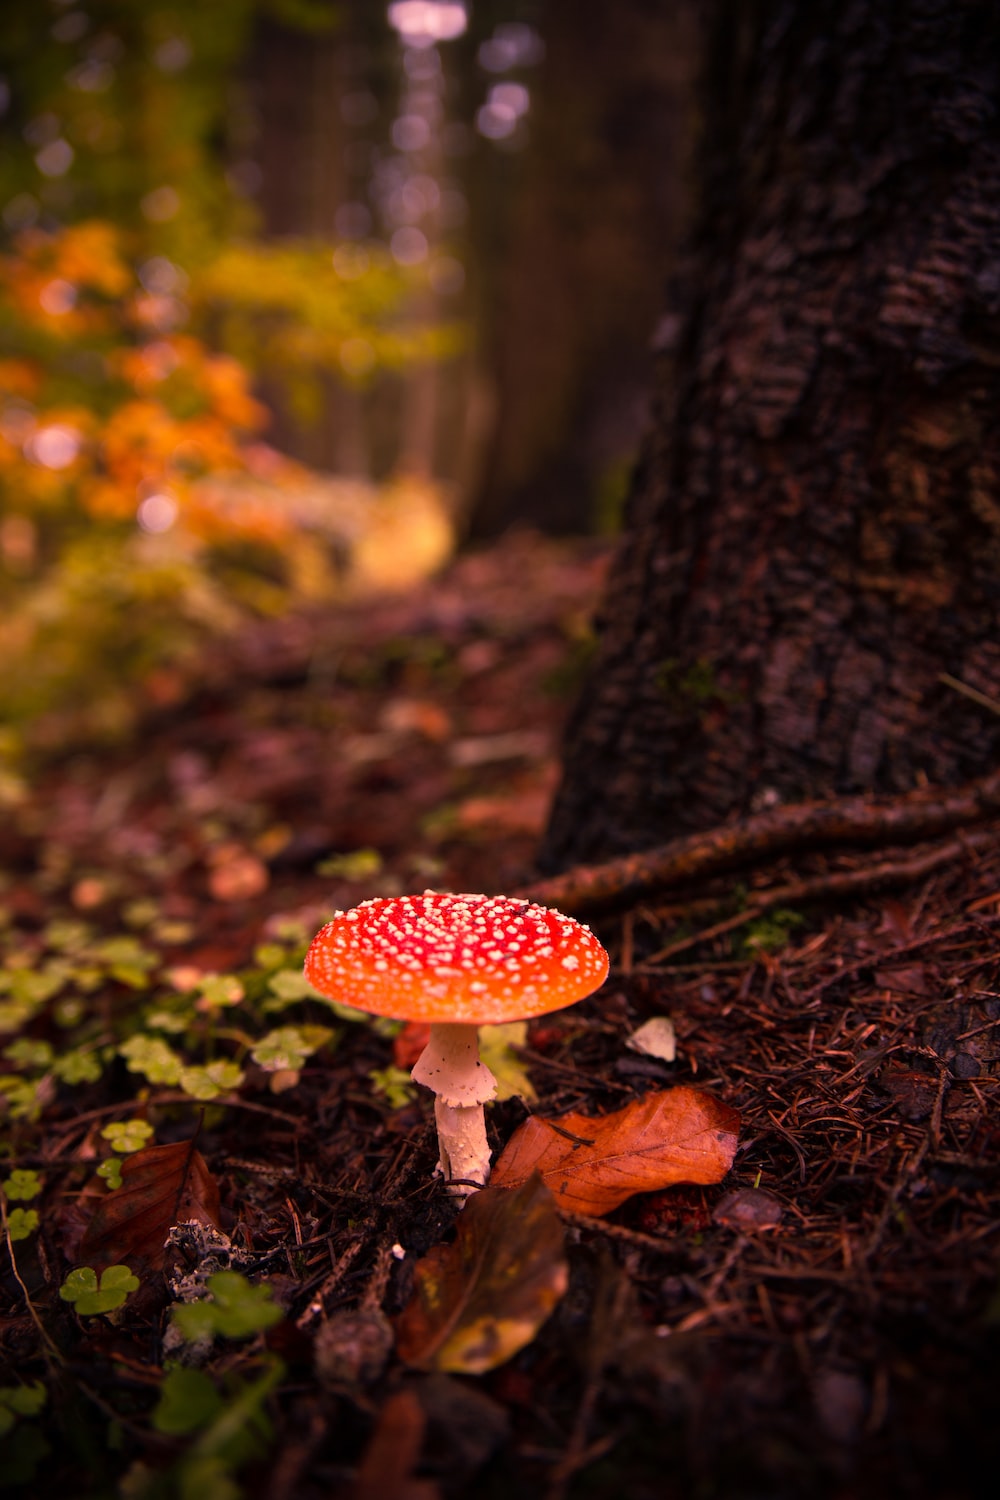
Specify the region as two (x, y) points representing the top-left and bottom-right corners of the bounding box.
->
(0, 0), (694, 758)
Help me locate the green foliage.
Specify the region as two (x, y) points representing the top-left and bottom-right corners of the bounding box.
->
(264, 967), (323, 1009)
(152, 1368), (223, 1436)
(479, 1022), (537, 1103)
(193, 241), (453, 394)
(0, 902), (383, 1136)
(119, 1034), (184, 1087)
(148, 1357), (284, 1500)
(0, 1380), (47, 1429)
(176, 1059), (246, 1101)
(50, 1046), (103, 1084)
(2, 1170), (42, 1236)
(96, 1158), (123, 1191)
(60, 1264), (140, 1316)
(171, 1270), (283, 1342)
(250, 1024), (334, 1072)
(7, 1206), (39, 1240)
(742, 909), (805, 955)
(0, 1381), (48, 1481)
(101, 1119), (155, 1153)
(0, 1074), (45, 1121)
(313, 847), (384, 881)
(0, 1423), (50, 1486)
(4, 1038), (53, 1070)
(195, 974), (245, 1009)
(2, 1167), (42, 1199)
(92, 936), (159, 990)
(369, 1064), (417, 1109)
(0, 0), (458, 754)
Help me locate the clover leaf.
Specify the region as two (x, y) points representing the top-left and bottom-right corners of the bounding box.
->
(119, 1034), (184, 1085)
(7, 1207), (39, 1241)
(178, 1059), (244, 1101)
(251, 1024), (333, 1072)
(152, 1367), (223, 1435)
(3, 1169), (42, 1201)
(96, 1159), (123, 1190)
(101, 1119), (154, 1153)
(171, 1270), (283, 1342)
(60, 1264), (140, 1315)
(0, 1380), (47, 1439)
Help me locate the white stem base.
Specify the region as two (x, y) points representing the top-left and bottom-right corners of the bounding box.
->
(434, 1097), (492, 1197)
(411, 1022), (498, 1199)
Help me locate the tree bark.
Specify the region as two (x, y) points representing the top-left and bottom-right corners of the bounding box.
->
(543, 0), (1000, 870)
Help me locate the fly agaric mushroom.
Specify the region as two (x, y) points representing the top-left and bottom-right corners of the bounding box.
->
(304, 892), (609, 1196)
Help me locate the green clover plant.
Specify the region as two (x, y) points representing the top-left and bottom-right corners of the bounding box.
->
(60, 1264), (140, 1316)
(171, 1270), (283, 1342)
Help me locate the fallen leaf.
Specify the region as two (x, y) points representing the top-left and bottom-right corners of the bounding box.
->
(490, 1087), (740, 1216)
(395, 1174), (568, 1374)
(478, 1022), (537, 1103)
(625, 1016), (677, 1063)
(349, 1388), (441, 1500)
(78, 1139), (222, 1273)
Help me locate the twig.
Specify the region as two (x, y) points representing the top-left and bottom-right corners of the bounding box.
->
(643, 828), (997, 963)
(1, 1200), (62, 1367)
(518, 769), (1000, 913)
(939, 672), (1000, 717)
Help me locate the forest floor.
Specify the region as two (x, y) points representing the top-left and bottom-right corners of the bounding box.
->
(1, 528), (998, 1500)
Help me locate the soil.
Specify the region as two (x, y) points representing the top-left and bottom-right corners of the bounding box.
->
(1, 529), (998, 1500)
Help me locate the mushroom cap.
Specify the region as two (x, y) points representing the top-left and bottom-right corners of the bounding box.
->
(304, 891), (609, 1024)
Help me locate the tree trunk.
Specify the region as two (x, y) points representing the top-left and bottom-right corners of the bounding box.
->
(542, 0), (1000, 871)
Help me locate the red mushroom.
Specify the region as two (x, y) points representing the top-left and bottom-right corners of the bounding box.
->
(304, 891), (609, 1196)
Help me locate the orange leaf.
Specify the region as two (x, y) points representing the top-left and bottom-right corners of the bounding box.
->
(490, 1087), (740, 1216)
(78, 1139), (222, 1273)
(395, 1174), (567, 1373)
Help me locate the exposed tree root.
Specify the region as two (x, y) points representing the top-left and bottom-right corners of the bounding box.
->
(639, 826), (998, 964)
(520, 770), (1000, 914)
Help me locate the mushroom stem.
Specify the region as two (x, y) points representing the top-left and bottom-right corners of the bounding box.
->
(410, 1021), (497, 1196)
(433, 1098), (491, 1195)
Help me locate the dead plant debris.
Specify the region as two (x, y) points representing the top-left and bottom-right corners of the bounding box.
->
(1, 532), (998, 1500)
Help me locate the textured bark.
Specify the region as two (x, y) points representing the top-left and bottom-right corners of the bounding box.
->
(543, 0), (1000, 870)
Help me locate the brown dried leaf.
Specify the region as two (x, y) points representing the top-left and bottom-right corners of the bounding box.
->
(490, 1086), (740, 1216)
(349, 1389), (440, 1500)
(78, 1139), (222, 1273)
(395, 1174), (568, 1374)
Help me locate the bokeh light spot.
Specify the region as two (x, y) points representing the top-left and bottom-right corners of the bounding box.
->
(27, 424), (81, 470)
(137, 493), (179, 534)
(35, 138), (74, 177)
(39, 278), (78, 315)
(390, 226), (428, 265)
(388, 2), (467, 47)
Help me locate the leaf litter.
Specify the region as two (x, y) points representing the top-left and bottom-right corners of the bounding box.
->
(1, 532), (999, 1498)
(77, 1138), (222, 1272)
(490, 1087), (740, 1215)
